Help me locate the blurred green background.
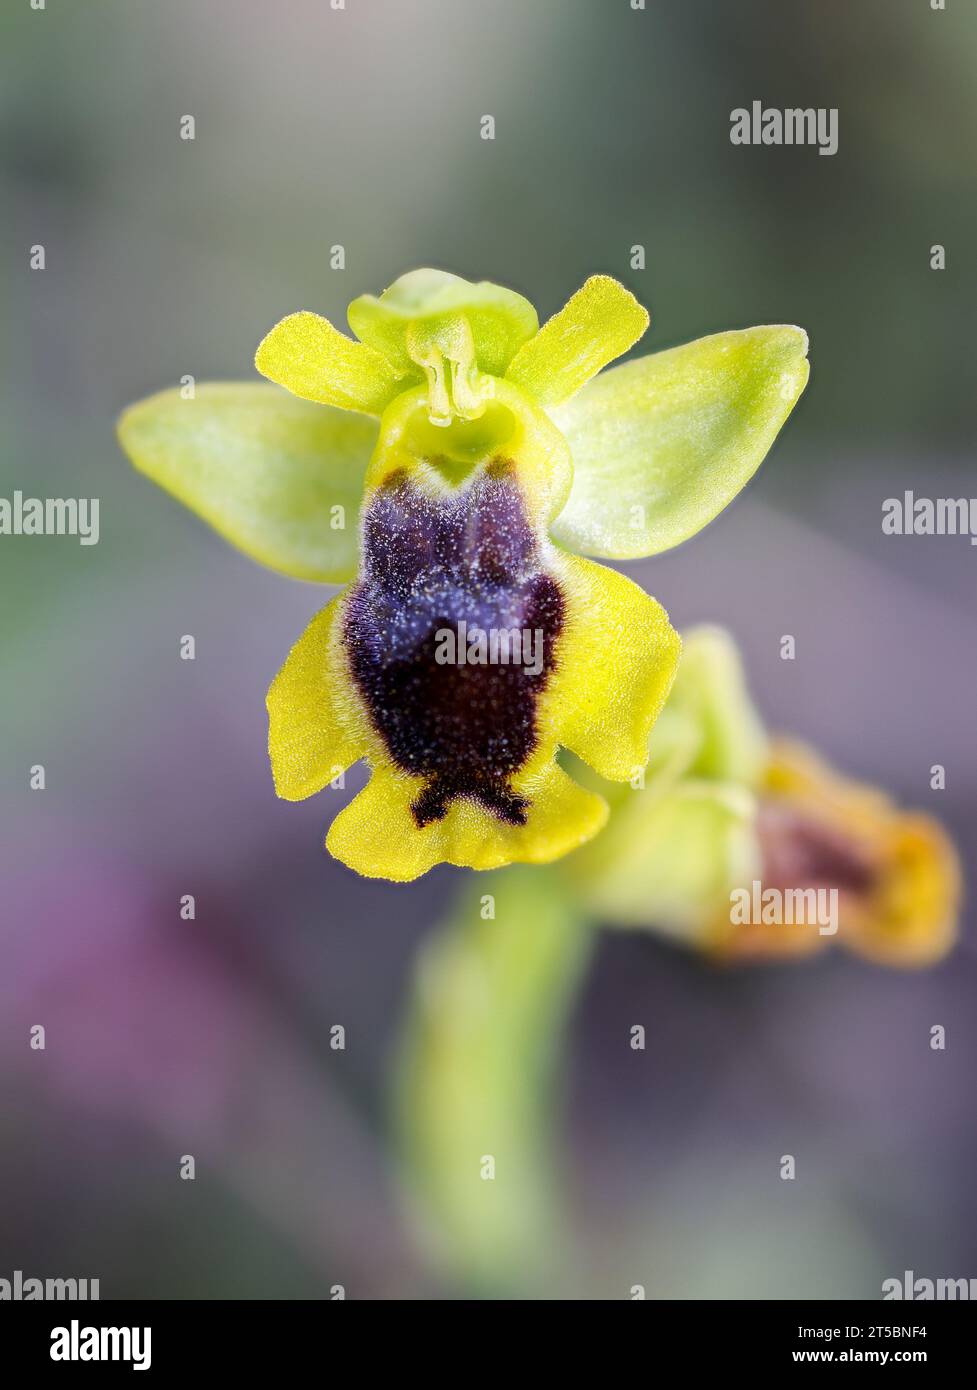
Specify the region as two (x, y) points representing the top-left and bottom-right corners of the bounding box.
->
(1, 0), (975, 1298)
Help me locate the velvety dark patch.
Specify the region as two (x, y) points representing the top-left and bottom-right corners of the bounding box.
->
(344, 463), (564, 827)
(757, 804), (877, 896)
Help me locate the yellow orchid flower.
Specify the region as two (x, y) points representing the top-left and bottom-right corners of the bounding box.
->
(118, 271), (809, 881)
(567, 627), (961, 967)
(723, 738), (961, 967)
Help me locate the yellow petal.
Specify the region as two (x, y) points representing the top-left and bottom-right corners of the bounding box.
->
(255, 311), (404, 415)
(841, 813), (960, 968)
(505, 276), (649, 407)
(547, 553), (682, 781)
(266, 596), (369, 801)
(326, 760), (607, 882)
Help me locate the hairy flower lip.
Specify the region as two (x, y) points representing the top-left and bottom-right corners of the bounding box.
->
(344, 460), (566, 830)
(266, 368), (682, 881)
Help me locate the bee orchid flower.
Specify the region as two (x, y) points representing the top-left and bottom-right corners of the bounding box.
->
(118, 271), (808, 881)
(566, 626), (961, 966)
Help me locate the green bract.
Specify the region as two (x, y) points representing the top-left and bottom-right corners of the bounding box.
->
(569, 779), (759, 938)
(655, 623), (769, 785)
(565, 625), (767, 930)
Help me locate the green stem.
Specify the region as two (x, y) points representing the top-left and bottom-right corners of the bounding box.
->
(392, 865), (593, 1295)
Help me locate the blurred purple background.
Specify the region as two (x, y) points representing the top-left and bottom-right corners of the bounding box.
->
(1, 0), (975, 1297)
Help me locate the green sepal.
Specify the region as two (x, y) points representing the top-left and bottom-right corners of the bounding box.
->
(117, 383), (375, 583)
(549, 325), (809, 558)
